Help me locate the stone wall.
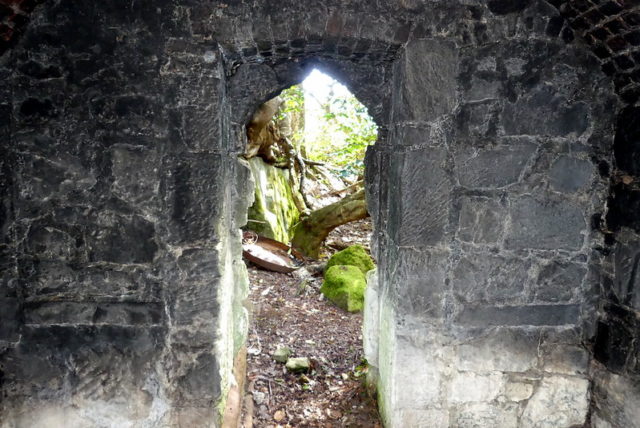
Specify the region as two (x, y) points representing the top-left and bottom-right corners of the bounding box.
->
(0, 1), (251, 426)
(0, 0), (638, 427)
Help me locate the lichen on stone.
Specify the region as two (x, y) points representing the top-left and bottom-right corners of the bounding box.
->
(326, 244), (375, 275)
(321, 265), (367, 312)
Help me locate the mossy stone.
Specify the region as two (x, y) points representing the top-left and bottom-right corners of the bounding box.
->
(326, 244), (375, 275)
(246, 157), (300, 242)
(321, 265), (367, 312)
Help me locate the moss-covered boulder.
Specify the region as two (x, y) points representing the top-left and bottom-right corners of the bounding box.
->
(321, 265), (367, 312)
(246, 157), (300, 242)
(326, 244), (375, 275)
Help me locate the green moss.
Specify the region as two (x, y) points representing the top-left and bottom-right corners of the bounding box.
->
(321, 265), (366, 312)
(326, 244), (375, 275)
(246, 158), (300, 242)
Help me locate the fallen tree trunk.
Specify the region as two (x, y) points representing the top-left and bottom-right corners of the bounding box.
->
(291, 189), (368, 258)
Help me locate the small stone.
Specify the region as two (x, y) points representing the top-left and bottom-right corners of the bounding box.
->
(253, 391), (266, 405)
(273, 410), (285, 422)
(273, 346), (292, 363)
(286, 357), (310, 373)
(327, 408), (342, 419)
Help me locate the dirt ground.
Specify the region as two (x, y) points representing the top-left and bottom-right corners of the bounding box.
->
(241, 218), (381, 428)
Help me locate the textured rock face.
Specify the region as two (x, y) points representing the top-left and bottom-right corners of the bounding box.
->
(0, 0), (637, 427)
(246, 157), (300, 242)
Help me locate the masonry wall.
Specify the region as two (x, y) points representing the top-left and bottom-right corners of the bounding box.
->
(0, 0), (638, 427)
(0, 1), (251, 426)
(362, 4), (618, 425)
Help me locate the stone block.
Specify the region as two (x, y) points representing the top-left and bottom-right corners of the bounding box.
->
(541, 344), (589, 376)
(389, 148), (453, 246)
(453, 402), (519, 428)
(456, 304), (581, 327)
(456, 328), (539, 373)
(591, 365), (640, 428)
(502, 85), (589, 137)
(23, 302), (163, 326)
(451, 252), (529, 304)
(454, 140), (536, 189)
(110, 146), (161, 209)
(521, 376), (589, 427)
(612, 232), (640, 311)
(394, 409), (449, 428)
(176, 352), (221, 405)
(533, 260), (586, 303)
(21, 261), (160, 302)
(449, 372), (503, 403)
(393, 341), (445, 409)
(504, 381), (535, 402)
(392, 39), (458, 122)
(505, 195), (585, 251)
(87, 212), (158, 264)
(165, 153), (224, 245)
(457, 196), (505, 244)
(456, 101), (501, 139)
(392, 248), (448, 318)
(0, 298), (20, 341)
(548, 156), (593, 193)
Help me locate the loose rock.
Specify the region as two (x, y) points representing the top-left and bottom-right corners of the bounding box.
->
(285, 357), (310, 373)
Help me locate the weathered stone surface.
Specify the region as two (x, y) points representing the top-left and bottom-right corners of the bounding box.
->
(457, 196), (505, 244)
(505, 195), (586, 251)
(521, 376), (590, 427)
(452, 252), (529, 304)
(533, 260), (586, 303)
(0, 0), (630, 426)
(449, 372), (503, 403)
(549, 156), (593, 193)
(456, 304), (581, 327)
(389, 147), (452, 246)
(456, 328), (539, 373)
(454, 140), (536, 189)
(392, 39), (458, 122)
(285, 357), (310, 373)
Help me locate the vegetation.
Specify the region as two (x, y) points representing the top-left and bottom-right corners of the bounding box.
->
(245, 70), (377, 256)
(279, 78), (377, 180)
(321, 265), (367, 312)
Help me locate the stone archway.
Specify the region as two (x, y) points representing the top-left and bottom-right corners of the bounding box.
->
(1, 1), (635, 427)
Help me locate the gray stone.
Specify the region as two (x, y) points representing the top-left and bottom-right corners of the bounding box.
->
(533, 261), (586, 303)
(285, 357), (310, 373)
(393, 39), (458, 122)
(389, 148), (452, 246)
(273, 346), (292, 363)
(505, 195), (586, 251)
(549, 156), (593, 193)
(456, 304), (581, 326)
(454, 141), (536, 189)
(457, 196), (505, 244)
(521, 376), (590, 427)
(452, 252), (529, 304)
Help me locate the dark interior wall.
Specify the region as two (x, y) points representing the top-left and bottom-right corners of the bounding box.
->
(0, 1), (249, 425)
(0, 0), (639, 426)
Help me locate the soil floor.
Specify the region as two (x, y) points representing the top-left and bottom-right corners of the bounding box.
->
(241, 218), (381, 428)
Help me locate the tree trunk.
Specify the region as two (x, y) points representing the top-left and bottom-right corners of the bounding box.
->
(291, 189), (368, 258)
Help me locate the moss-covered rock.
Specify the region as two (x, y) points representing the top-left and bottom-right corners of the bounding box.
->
(326, 244), (375, 275)
(321, 265), (367, 312)
(246, 157), (300, 242)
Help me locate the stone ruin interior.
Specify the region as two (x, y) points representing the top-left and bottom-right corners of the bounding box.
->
(1, 0), (640, 427)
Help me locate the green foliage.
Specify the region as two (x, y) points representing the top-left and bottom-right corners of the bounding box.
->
(276, 76), (377, 179)
(326, 244), (375, 275)
(316, 95), (377, 178)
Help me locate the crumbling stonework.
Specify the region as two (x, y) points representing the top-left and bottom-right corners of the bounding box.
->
(0, 0), (639, 427)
